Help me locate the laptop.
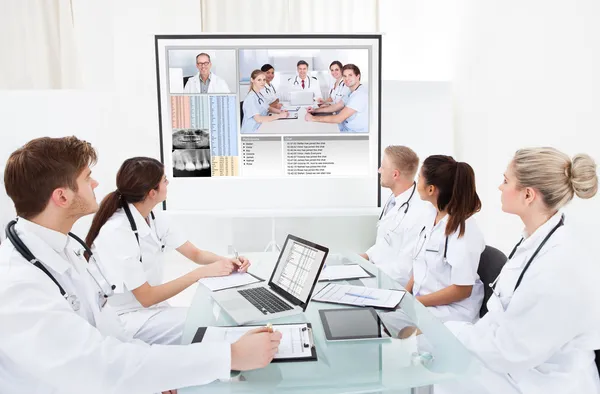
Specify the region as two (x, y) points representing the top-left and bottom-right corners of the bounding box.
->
(290, 90), (314, 106)
(211, 235), (329, 325)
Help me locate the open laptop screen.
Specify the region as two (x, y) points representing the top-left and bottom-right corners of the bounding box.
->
(268, 235), (328, 309)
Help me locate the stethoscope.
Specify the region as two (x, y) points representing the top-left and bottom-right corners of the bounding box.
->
(265, 83), (277, 95)
(121, 202), (165, 262)
(489, 214), (564, 298)
(378, 182), (416, 221)
(329, 79), (345, 98)
(252, 89), (266, 106)
(293, 75), (312, 88)
(413, 225), (450, 263)
(5, 219), (115, 312)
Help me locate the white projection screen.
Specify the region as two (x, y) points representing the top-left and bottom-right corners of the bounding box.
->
(155, 35), (382, 211)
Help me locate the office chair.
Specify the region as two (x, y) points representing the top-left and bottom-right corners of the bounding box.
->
(477, 245), (507, 317)
(183, 76), (192, 88)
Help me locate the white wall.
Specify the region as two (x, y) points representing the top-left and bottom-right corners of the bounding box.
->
(379, 0), (462, 81)
(453, 0), (600, 252)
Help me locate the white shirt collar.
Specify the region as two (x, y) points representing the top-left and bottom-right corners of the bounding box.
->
(520, 211), (564, 249)
(15, 218), (71, 273)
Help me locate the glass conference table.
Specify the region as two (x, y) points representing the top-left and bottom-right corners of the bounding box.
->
(180, 251), (478, 393)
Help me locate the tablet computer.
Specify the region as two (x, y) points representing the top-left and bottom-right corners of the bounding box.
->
(319, 308), (391, 341)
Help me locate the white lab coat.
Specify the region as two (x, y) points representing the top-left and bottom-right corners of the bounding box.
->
(287, 75), (323, 99)
(92, 204), (189, 345)
(0, 218), (230, 394)
(260, 82), (279, 104)
(328, 78), (350, 104)
(366, 185), (429, 286)
(440, 212), (600, 394)
(184, 72), (231, 93)
(412, 206), (485, 323)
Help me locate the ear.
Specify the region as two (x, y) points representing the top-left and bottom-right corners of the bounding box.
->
(523, 187), (536, 205)
(49, 187), (70, 209)
(427, 185), (436, 196)
(147, 189), (158, 200)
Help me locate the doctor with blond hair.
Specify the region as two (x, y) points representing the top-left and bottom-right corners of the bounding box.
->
(438, 147), (600, 394)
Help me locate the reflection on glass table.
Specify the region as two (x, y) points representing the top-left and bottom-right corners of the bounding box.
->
(180, 251), (479, 393)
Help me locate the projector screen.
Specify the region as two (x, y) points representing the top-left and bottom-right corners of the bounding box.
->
(155, 34), (381, 211)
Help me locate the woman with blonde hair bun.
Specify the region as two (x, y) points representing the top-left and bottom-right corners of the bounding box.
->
(438, 147), (600, 394)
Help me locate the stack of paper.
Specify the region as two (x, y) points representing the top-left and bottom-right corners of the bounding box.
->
(312, 283), (405, 309)
(198, 272), (261, 292)
(319, 264), (372, 281)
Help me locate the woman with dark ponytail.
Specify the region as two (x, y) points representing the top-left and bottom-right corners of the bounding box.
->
(87, 157), (250, 345)
(405, 155), (485, 323)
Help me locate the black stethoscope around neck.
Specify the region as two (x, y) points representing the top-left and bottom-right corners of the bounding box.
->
(490, 214), (565, 296)
(330, 79), (345, 97)
(379, 182), (416, 221)
(252, 89), (266, 105)
(265, 83), (276, 95)
(293, 75), (311, 88)
(121, 202), (164, 263)
(5, 219), (116, 311)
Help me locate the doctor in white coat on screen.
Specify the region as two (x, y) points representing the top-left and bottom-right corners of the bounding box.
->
(287, 60), (323, 100)
(184, 53), (231, 94)
(317, 61), (350, 106)
(437, 147), (600, 394)
(361, 146), (428, 286)
(88, 156), (251, 346)
(0, 136), (281, 394)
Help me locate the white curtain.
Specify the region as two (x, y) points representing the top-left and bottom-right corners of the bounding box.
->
(0, 0), (79, 89)
(201, 0), (379, 32)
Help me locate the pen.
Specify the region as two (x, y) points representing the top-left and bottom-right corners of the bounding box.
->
(345, 292), (378, 300)
(232, 247), (239, 260)
(266, 323), (273, 333)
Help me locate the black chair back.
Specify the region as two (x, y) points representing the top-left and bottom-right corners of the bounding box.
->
(477, 245), (507, 317)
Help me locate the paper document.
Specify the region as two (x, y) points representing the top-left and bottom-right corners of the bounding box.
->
(282, 106), (300, 112)
(319, 264), (372, 281)
(198, 272), (261, 292)
(312, 283), (405, 309)
(198, 324), (314, 360)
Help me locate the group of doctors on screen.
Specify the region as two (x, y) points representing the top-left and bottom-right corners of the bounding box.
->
(241, 59), (368, 134)
(0, 135), (598, 393)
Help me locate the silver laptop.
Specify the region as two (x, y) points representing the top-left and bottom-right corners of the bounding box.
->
(290, 90), (314, 105)
(211, 235), (329, 325)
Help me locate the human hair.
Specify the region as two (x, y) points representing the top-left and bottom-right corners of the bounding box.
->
(384, 145), (419, 180)
(4, 136), (97, 219)
(329, 60), (343, 70)
(342, 64), (361, 78)
(421, 155), (482, 237)
(248, 69), (265, 92)
(512, 147), (598, 210)
(261, 63), (274, 73)
(297, 60), (309, 68)
(85, 157), (164, 248)
(196, 53), (211, 63)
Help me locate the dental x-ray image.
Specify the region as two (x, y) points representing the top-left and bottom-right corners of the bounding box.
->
(172, 148), (211, 177)
(172, 128), (210, 149)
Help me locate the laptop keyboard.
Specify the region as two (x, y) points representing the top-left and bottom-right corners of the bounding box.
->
(238, 287), (294, 315)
